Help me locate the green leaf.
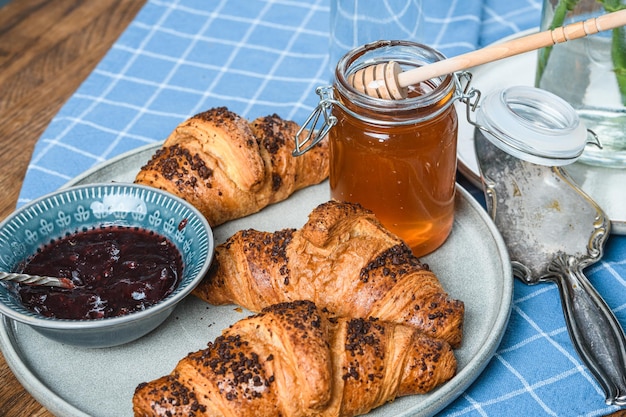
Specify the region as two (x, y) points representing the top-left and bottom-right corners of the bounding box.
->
(597, 0), (624, 12)
(612, 26), (626, 104)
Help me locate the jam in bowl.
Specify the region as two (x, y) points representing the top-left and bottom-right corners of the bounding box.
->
(17, 226), (184, 320)
(0, 183), (214, 348)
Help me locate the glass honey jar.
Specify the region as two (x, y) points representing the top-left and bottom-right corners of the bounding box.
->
(296, 41), (467, 257)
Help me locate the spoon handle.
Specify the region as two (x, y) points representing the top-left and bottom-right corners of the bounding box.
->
(0, 271), (75, 289)
(549, 256), (626, 406)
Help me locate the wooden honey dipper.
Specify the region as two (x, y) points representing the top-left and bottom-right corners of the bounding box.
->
(349, 9), (626, 100)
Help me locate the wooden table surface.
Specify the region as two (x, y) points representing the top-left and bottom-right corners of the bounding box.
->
(0, 1), (146, 415)
(1, 1), (626, 416)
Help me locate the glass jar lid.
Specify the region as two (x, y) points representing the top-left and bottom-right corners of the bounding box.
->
(476, 86), (589, 166)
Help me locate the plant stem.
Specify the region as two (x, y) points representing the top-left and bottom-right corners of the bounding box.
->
(537, 0), (626, 105)
(612, 27), (626, 104)
(598, 0), (626, 105)
(535, 0), (581, 85)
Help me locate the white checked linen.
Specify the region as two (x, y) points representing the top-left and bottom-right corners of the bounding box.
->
(16, 1), (626, 416)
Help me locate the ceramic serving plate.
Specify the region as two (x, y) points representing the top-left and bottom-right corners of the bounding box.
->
(457, 29), (626, 235)
(0, 142), (513, 417)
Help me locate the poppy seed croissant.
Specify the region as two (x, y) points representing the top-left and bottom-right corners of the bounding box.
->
(135, 107), (329, 227)
(132, 300), (457, 417)
(193, 200), (465, 348)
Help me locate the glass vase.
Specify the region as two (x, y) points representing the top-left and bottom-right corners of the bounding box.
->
(535, 0), (626, 168)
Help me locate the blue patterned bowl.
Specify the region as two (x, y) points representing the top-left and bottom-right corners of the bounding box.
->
(0, 183), (213, 348)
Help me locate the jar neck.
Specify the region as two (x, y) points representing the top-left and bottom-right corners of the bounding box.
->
(333, 40), (457, 123)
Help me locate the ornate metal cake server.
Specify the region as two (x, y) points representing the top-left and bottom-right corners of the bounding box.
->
(474, 126), (626, 406)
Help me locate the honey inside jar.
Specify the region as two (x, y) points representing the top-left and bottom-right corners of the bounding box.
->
(329, 41), (459, 257)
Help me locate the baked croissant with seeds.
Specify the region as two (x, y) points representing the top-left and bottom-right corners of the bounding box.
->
(134, 107), (329, 227)
(132, 300), (457, 417)
(193, 200), (464, 348)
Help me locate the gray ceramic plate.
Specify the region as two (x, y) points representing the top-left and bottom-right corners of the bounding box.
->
(457, 29), (626, 235)
(0, 143), (512, 417)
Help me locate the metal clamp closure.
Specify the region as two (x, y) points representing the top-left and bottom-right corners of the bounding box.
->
(293, 86), (337, 157)
(457, 71), (482, 131)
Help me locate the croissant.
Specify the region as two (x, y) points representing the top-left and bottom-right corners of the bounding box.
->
(134, 107), (329, 226)
(193, 200), (464, 348)
(132, 300), (457, 417)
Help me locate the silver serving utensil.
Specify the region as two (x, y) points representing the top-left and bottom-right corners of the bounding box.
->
(0, 271), (75, 289)
(474, 122), (626, 405)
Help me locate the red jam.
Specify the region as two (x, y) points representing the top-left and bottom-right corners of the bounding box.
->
(17, 226), (183, 320)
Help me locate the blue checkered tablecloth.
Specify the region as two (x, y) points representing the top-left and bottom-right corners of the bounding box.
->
(15, 0), (626, 416)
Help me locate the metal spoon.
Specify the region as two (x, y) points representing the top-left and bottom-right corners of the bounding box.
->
(474, 127), (626, 406)
(0, 271), (75, 289)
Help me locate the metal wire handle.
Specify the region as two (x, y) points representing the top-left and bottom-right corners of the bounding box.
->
(293, 86), (337, 157)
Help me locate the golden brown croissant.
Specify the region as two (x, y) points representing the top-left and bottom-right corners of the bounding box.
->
(134, 107), (329, 226)
(132, 300), (457, 417)
(193, 200), (464, 348)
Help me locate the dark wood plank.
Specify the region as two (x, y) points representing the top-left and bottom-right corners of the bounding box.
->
(0, 1), (145, 415)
